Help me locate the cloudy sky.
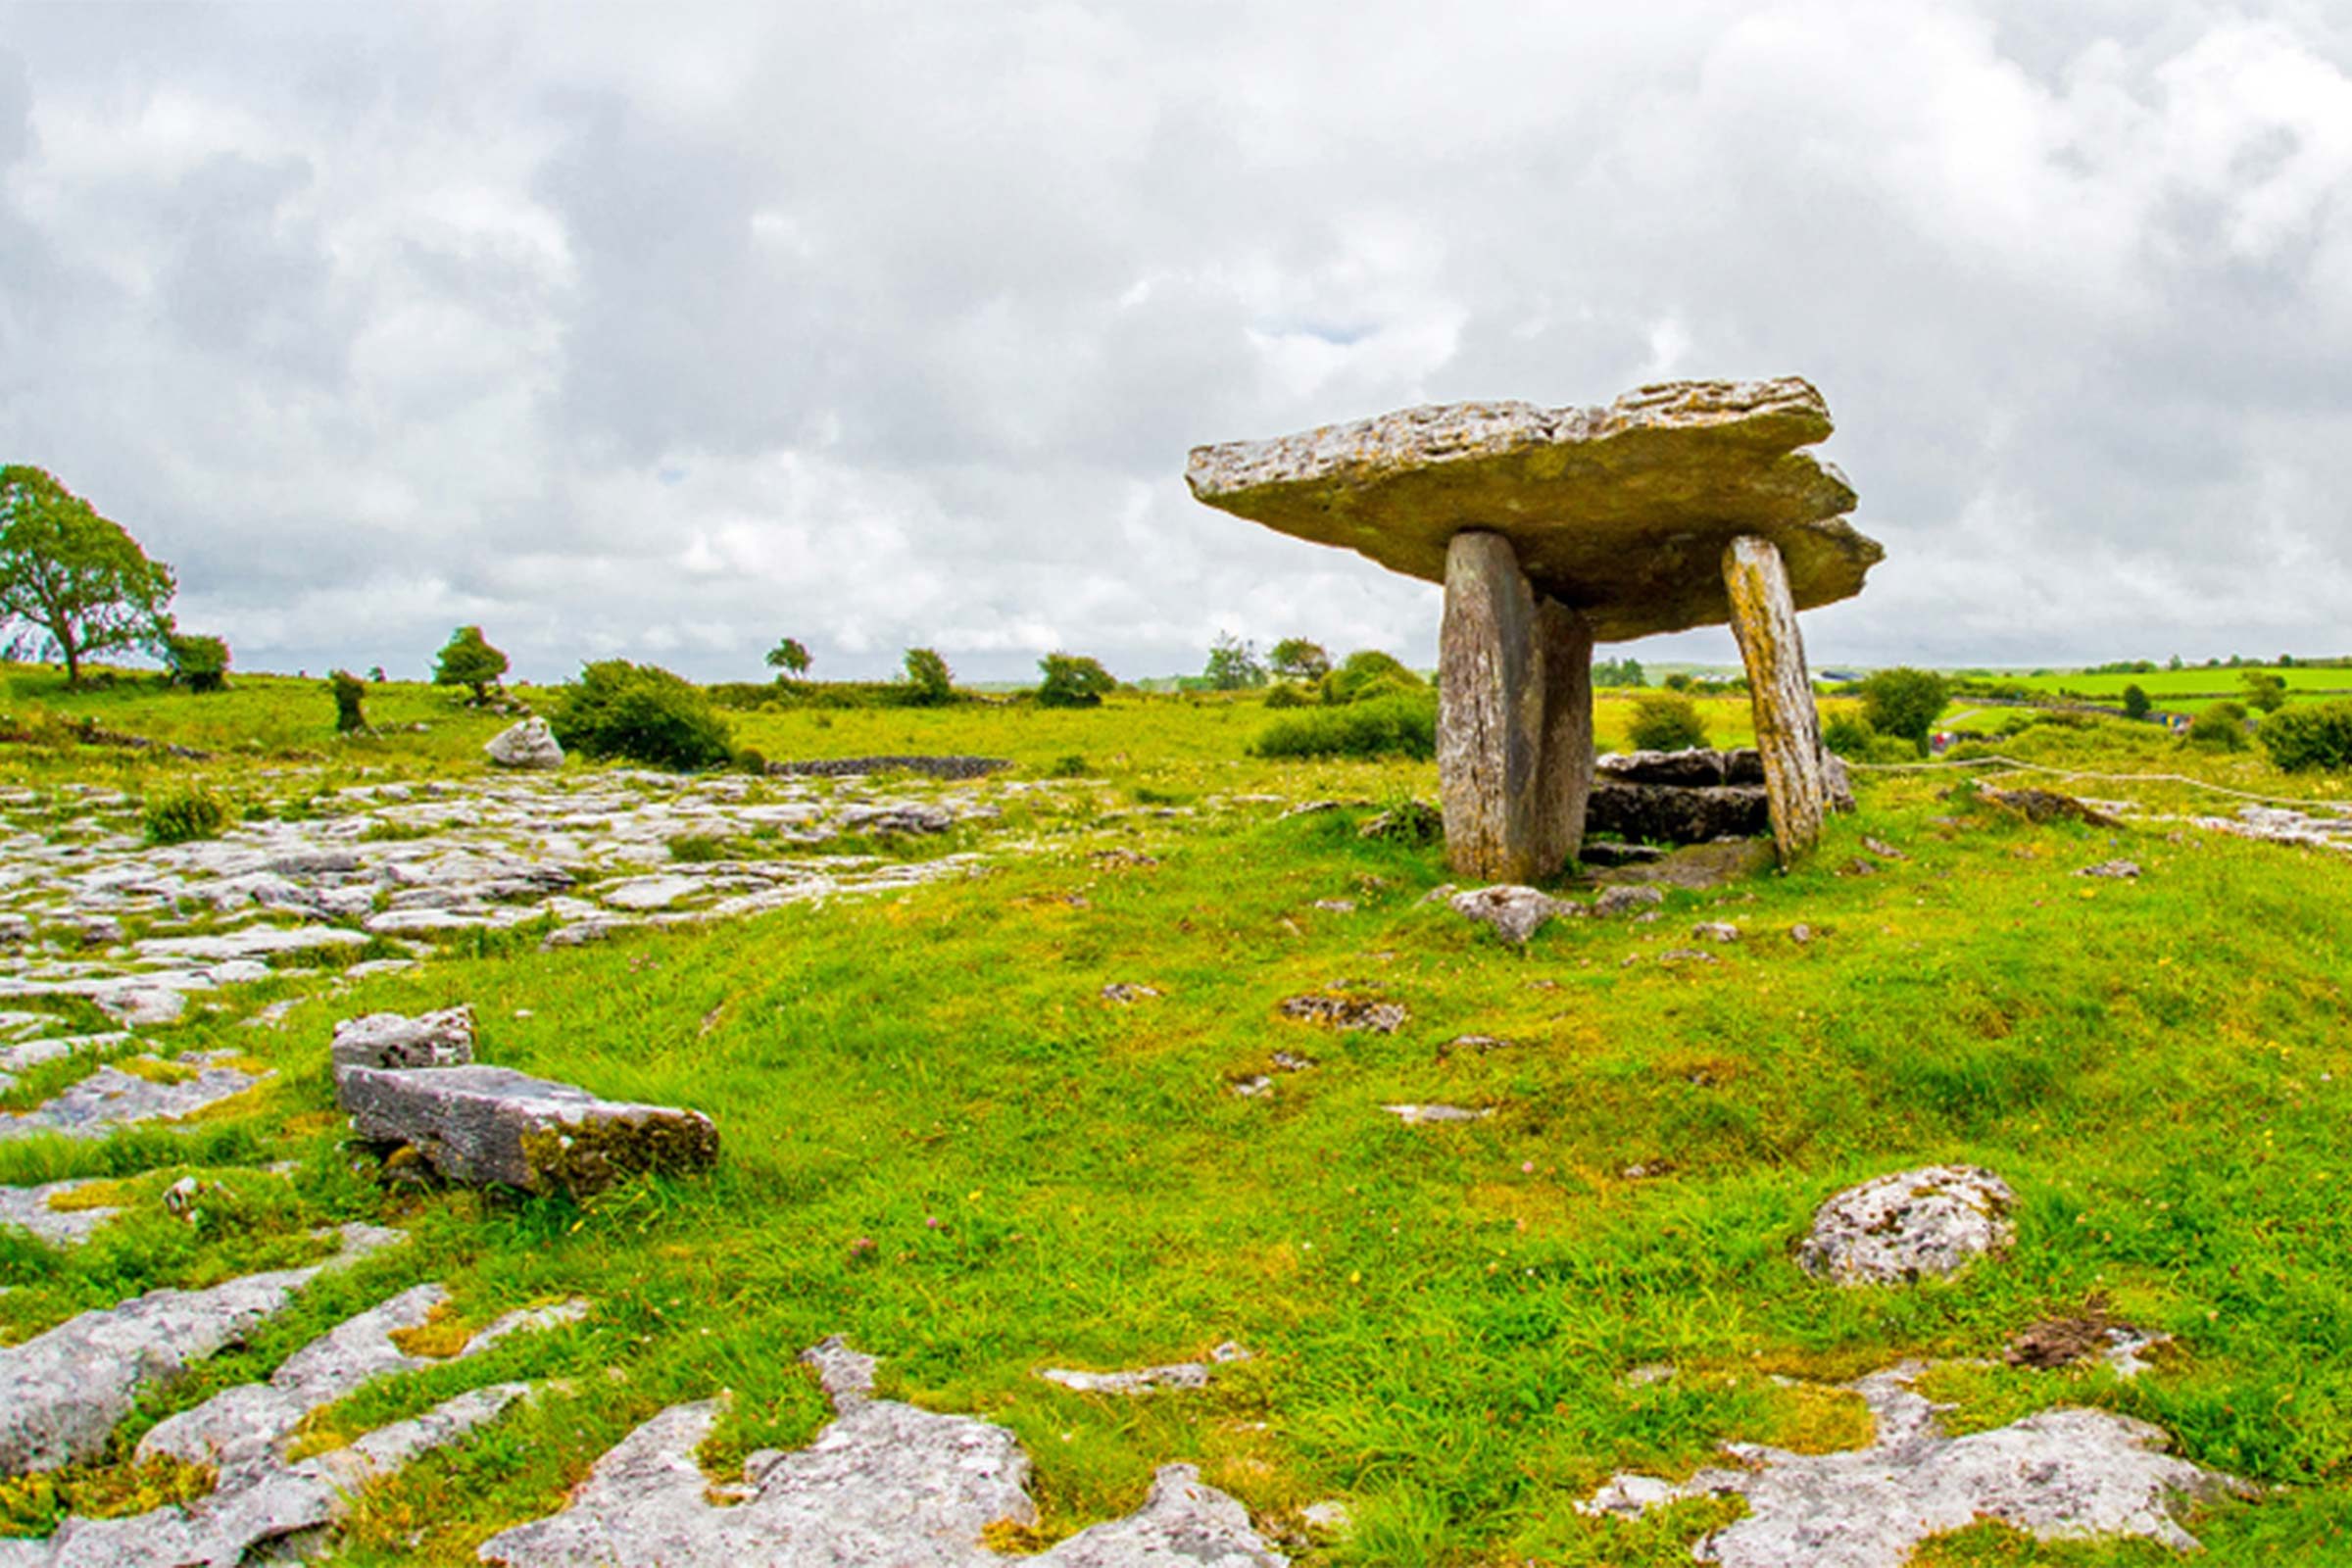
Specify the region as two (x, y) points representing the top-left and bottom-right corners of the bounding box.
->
(1, 1), (2348, 683)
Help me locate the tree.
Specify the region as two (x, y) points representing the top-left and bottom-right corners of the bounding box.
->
(328, 670), (368, 733)
(1036, 651), (1115, 708)
(765, 636), (811, 677)
(551, 660), (734, 769)
(1267, 637), (1332, 684)
(1592, 656), (1646, 688)
(1627, 691), (1708, 752)
(2242, 670), (2288, 713)
(165, 632), (229, 694)
(0, 466), (176, 686)
(1202, 632), (1267, 691)
(1859, 667), (1950, 753)
(2121, 683), (2151, 720)
(902, 647), (954, 706)
(432, 625), (509, 704)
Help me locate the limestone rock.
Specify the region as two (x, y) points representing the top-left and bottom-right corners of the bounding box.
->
(0, 1178), (120, 1248)
(0, 1052), (271, 1142)
(1187, 378), (1879, 641)
(1597, 748), (1768, 787)
(1448, 884), (1572, 945)
(1601, 836), (1777, 893)
(1592, 885), (1665, 918)
(337, 1064), (718, 1196)
(1586, 781), (1770, 845)
(330, 1005), (477, 1072)
(1797, 1166), (2016, 1286)
(1276, 993), (1406, 1033)
(1578, 1362), (2249, 1567)
(485, 718), (564, 770)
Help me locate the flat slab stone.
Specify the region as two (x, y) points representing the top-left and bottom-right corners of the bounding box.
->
(0, 1052), (272, 1142)
(1187, 378), (1880, 640)
(0, 1178), (119, 1247)
(337, 1064), (718, 1196)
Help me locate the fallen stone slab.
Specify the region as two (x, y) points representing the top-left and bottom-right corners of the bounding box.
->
(477, 1337), (1284, 1567)
(1448, 885), (1573, 946)
(0, 1223), (402, 1473)
(1578, 1362), (2250, 1567)
(0, 1051), (272, 1142)
(1796, 1165), (2016, 1286)
(330, 1005), (476, 1072)
(1038, 1343), (1250, 1396)
(337, 1064), (718, 1196)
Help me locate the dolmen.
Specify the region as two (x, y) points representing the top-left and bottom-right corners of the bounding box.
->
(1189, 378), (1883, 877)
(331, 1006), (717, 1198)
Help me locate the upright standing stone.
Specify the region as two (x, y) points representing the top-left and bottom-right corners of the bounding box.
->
(1723, 535), (1827, 864)
(1440, 532), (1546, 882)
(1533, 599), (1594, 873)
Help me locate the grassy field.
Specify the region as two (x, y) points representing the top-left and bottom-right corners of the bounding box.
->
(0, 668), (2348, 1562)
(1990, 667), (2352, 706)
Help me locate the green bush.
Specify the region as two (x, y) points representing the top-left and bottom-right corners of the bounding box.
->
(165, 632), (229, 693)
(1036, 652), (1115, 709)
(1821, 712), (1876, 758)
(902, 648), (955, 707)
(1263, 682), (1311, 710)
(1626, 692), (1708, 752)
(2258, 700), (2352, 772)
(2121, 683), (2151, 720)
(1321, 650), (1428, 706)
(2185, 701), (2249, 753)
(1860, 667), (1949, 752)
(328, 670), (367, 733)
(1250, 692), (1436, 761)
(144, 782), (230, 845)
(551, 661), (734, 770)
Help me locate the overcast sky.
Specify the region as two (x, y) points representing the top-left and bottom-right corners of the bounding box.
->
(2, 2), (2348, 683)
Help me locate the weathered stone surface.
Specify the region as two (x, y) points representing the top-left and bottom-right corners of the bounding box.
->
(1439, 531), (1550, 882)
(1381, 1103), (1494, 1124)
(1578, 1362), (2249, 1567)
(1533, 598), (1595, 871)
(0, 1178), (119, 1247)
(1357, 800), (1443, 845)
(478, 1337), (1285, 1567)
(1592, 884), (1666, 918)
(1976, 787), (2123, 828)
(1448, 885), (1573, 946)
(769, 755), (1011, 780)
(0, 1223), (401, 1473)
(1187, 378), (1878, 642)
(2077, 859), (2141, 879)
(1597, 748), (1767, 788)
(338, 1064), (718, 1196)
(1796, 1166), (2016, 1286)
(1276, 993), (1406, 1033)
(1039, 1345), (1246, 1396)
(1725, 535), (1829, 863)
(485, 717), (564, 769)
(1586, 781), (1770, 845)
(0, 1051), (271, 1142)
(330, 1005), (476, 1072)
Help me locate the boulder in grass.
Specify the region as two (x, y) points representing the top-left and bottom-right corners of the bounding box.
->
(1796, 1165), (2016, 1287)
(336, 1065), (717, 1198)
(485, 717), (564, 770)
(330, 1006), (476, 1073)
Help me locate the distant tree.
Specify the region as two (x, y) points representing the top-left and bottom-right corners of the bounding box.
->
(2279, 654), (2296, 668)
(1859, 667), (1950, 753)
(1267, 637), (1332, 684)
(2168, 654), (2183, 670)
(432, 625), (510, 704)
(1037, 651), (1116, 709)
(368, 665), (386, 683)
(165, 632), (229, 694)
(328, 670), (368, 733)
(1627, 692), (1708, 752)
(1202, 632), (1268, 691)
(0, 466), (177, 686)
(902, 647), (955, 706)
(2242, 670), (2288, 713)
(1661, 671), (1692, 692)
(2186, 700), (2249, 752)
(1592, 656), (1647, 688)
(765, 636), (811, 678)
(2120, 683), (2151, 721)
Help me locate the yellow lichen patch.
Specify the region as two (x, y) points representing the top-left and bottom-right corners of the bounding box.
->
(0, 1456), (217, 1536)
(116, 1055), (199, 1085)
(979, 1516), (1068, 1555)
(277, 1108), (342, 1138)
(1750, 1379), (1877, 1455)
(43, 1176), (141, 1211)
(387, 1298), (473, 1359)
(280, 1418), (354, 1463)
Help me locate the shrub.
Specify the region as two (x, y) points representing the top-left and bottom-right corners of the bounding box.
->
(1821, 711), (1876, 758)
(1250, 692), (1436, 761)
(2242, 671), (2288, 714)
(2185, 701), (2249, 752)
(328, 670), (368, 732)
(901, 648), (955, 707)
(165, 632), (228, 693)
(2258, 700), (2352, 772)
(1860, 667), (1949, 752)
(1036, 652), (1115, 709)
(2121, 683), (2151, 720)
(1263, 682), (1311, 710)
(1321, 650), (1428, 706)
(1627, 692), (1708, 752)
(144, 782), (229, 845)
(551, 660), (734, 770)
(433, 625), (509, 703)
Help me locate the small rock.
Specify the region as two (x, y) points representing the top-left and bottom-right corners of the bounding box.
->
(1622, 1363), (1677, 1388)
(2077, 859), (2141, 879)
(1228, 1076), (1273, 1099)
(1797, 1165), (2017, 1287)
(1690, 921), (1741, 943)
(1268, 1052), (1315, 1072)
(1101, 983), (1161, 1004)
(1861, 835), (1908, 860)
(1358, 801), (1443, 845)
(330, 1005), (476, 1072)
(1657, 948), (1718, 965)
(1299, 1498), (1353, 1535)
(1311, 899), (1358, 913)
(1380, 1103), (1492, 1124)
(1978, 786), (2124, 828)
(484, 718), (564, 769)
(1437, 1034), (1514, 1058)
(1278, 993), (1406, 1033)
(1788, 923), (1816, 944)
(1448, 884), (1571, 945)
(1592, 885), (1665, 918)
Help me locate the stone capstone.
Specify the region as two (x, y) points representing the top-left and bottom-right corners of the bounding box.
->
(484, 718), (564, 770)
(1578, 1362), (2250, 1567)
(476, 1337), (1285, 1567)
(337, 1064), (718, 1197)
(1186, 378), (1880, 642)
(330, 1005), (476, 1072)
(1796, 1165), (2016, 1286)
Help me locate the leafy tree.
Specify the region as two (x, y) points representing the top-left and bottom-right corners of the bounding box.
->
(1267, 637), (1332, 684)
(1036, 652), (1115, 709)
(1627, 691), (1708, 752)
(1202, 632), (1267, 691)
(551, 660), (734, 769)
(1592, 656), (1646, 688)
(902, 647), (955, 706)
(328, 670), (368, 733)
(0, 466), (176, 686)
(2121, 683), (2151, 720)
(2241, 670), (2288, 713)
(432, 625), (510, 704)
(165, 632), (229, 694)
(765, 637), (811, 677)
(1859, 667), (1950, 753)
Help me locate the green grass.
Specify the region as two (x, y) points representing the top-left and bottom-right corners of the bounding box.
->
(1993, 666), (2352, 704)
(0, 671), (2343, 1560)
